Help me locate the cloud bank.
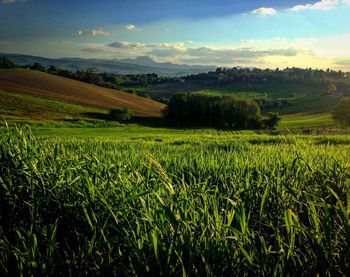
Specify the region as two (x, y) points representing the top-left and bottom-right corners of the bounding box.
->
(290, 0), (350, 11)
(251, 0), (350, 15)
(83, 40), (312, 65)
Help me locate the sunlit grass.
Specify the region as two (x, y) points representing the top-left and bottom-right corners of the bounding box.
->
(0, 126), (349, 275)
(280, 113), (335, 129)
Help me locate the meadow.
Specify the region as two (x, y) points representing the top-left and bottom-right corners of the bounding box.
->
(1, 125), (349, 275)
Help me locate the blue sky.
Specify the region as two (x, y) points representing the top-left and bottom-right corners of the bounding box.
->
(1, 0), (350, 70)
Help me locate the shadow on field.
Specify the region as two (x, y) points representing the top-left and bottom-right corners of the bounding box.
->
(129, 116), (168, 127)
(81, 112), (168, 127)
(81, 112), (110, 120)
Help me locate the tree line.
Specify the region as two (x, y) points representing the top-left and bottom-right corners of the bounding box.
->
(165, 93), (280, 129)
(0, 57), (166, 92)
(186, 66), (348, 83)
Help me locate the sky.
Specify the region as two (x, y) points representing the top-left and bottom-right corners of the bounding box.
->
(0, 0), (350, 70)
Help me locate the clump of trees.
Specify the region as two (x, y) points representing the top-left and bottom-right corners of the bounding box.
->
(0, 57), (18, 69)
(262, 112), (281, 130)
(166, 93), (280, 130)
(30, 62), (46, 71)
(332, 97), (350, 128)
(109, 107), (134, 122)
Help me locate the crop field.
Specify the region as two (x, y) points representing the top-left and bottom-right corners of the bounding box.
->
(0, 69), (166, 117)
(279, 113), (336, 129)
(1, 126), (350, 275)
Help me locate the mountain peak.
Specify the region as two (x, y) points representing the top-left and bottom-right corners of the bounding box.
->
(121, 56), (156, 66)
(134, 56), (155, 62)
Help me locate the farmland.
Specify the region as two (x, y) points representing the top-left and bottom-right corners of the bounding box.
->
(1, 126), (349, 275)
(0, 69), (166, 117)
(0, 60), (349, 276)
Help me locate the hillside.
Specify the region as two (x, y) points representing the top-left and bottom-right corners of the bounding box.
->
(145, 73), (350, 115)
(0, 69), (166, 117)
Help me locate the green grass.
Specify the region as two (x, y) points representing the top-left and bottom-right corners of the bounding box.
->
(192, 89), (268, 99)
(0, 82), (341, 130)
(148, 79), (343, 115)
(280, 113), (336, 129)
(1, 126), (350, 275)
(0, 90), (108, 121)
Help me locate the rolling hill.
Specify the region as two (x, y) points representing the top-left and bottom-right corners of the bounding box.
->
(0, 69), (166, 118)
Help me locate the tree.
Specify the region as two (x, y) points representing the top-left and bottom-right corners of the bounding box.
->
(48, 65), (59, 74)
(332, 97), (350, 128)
(109, 107), (134, 122)
(166, 93), (262, 129)
(0, 57), (18, 69)
(262, 112), (281, 130)
(30, 62), (46, 71)
(327, 83), (337, 95)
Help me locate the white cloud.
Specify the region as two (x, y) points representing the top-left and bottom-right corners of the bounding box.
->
(294, 37), (319, 47)
(334, 58), (350, 65)
(290, 0), (349, 11)
(159, 42), (186, 51)
(74, 28), (111, 37)
(251, 7), (277, 15)
(149, 45), (304, 61)
(274, 37), (288, 42)
(125, 24), (141, 31)
(107, 41), (186, 53)
(108, 41), (153, 49)
(81, 36), (350, 69)
(240, 39), (256, 44)
(249, 1), (349, 15)
(125, 24), (135, 30)
(105, 40), (310, 65)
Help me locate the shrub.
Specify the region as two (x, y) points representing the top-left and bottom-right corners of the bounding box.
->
(332, 97), (350, 128)
(0, 57), (18, 69)
(109, 107), (134, 122)
(262, 112), (281, 130)
(30, 62), (46, 71)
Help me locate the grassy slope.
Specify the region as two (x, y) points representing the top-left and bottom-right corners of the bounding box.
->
(0, 69), (166, 117)
(147, 79), (347, 115)
(0, 69), (346, 129)
(0, 90), (108, 121)
(280, 113), (336, 129)
(154, 80), (343, 129)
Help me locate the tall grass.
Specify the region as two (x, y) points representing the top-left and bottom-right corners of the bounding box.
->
(0, 126), (349, 275)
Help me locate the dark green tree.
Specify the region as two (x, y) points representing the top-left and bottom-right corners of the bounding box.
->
(30, 62), (46, 71)
(166, 93), (262, 129)
(262, 112), (281, 130)
(0, 57), (18, 69)
(332, 97), (350, 128)
(109, 107), (134, 122)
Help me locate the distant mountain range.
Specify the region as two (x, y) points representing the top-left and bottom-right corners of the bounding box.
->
(0, 53), (216, 77)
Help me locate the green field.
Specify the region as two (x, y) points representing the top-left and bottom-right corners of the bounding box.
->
(147, 79), (344, 116)
(1, 126), (350, 275)
(0, 90), (108, 121)
(279, 113), (336, 129)
(1, 85), (340, 131)
(0, 86), (339, 130)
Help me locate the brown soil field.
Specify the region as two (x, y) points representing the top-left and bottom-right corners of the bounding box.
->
(0, 69), (166, 117)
